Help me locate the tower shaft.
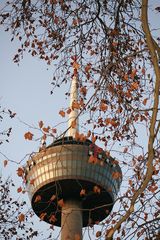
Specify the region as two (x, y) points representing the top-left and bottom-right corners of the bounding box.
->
(61, 200), (82, 240)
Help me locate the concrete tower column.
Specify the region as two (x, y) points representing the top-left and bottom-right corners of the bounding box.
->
(61, 200), (82, 240)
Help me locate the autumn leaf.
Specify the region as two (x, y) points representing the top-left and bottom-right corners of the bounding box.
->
(50, 194), (56, 201)
(91, 135), (97, 143)
(18, 213), (25, 223)
(100, 102), (108, 112)
(39, 120), (44, 128)
(124, 74), (129, 81)
(72, 100), (80, 110)
(141, 67), (145, 75)
(30, 179), (35, 185)
(3, 160), (8, 167)
(80, 189), (86, 197)
(42, 126), (50, 133)
(49, 214), (57, 224)
(17, 167), (24, 177)
(96, 231), (102, 237)
(142, 98), (148, 105)
(66, 108), (72, 114)
(93, 185), (101, 194)
(123, 147), (128, 153)
(85, 63), (91, 73)
(24, 131), (34, 140)
(40, 212), (47, 221)
(52, 128), (57, 134)
(59, 110), (65, 117)
(80, 86), (87, 96)
(88, 155), (98, 164)
(34, 195), (41, 203)
(17, 187), (22, 193)
(72, 61), (80, 70)
(130, 69), (137, 79)
(131, 82), (139, 90)
(112, 171), (121, 179)
(58, 199), (64, 208)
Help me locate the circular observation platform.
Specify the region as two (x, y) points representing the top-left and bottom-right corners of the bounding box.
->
(25, 137), (122, 227)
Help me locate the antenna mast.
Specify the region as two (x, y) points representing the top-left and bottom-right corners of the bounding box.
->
(68, 74), (79, 137)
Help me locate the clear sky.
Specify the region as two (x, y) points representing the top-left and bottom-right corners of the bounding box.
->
(0, 1), (160, 239)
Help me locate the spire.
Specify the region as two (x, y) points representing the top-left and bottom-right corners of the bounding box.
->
(68, 75), (79, 137)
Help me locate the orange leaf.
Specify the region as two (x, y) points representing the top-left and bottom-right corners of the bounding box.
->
(3, 160), (8, 167)
(72, 100), (80, 110)
(58, 199), (64, 208)
(17, 167), (24, 177)
(72, 61), (80, 70)
(131, 82), (139, 90)
(80, 189), (86, 197)
(72, 18), (78, 26)
(30, 179), (35, 185)
(39, 120), (44, 129)
(66, 108), (72, 114)
(59, 110), (65, 117)
(34, 195), (41, 203)
(143, 98), (148, 106)
(91, 135), (97, 143)
(130, 69), (137, 79)
(42, 126), (50, 133)
(85, 63), (91, 72)
(105, 118), (111, 125)
(93, 185), (101, 194)
(50, 194), (56, 201)
(24, 131), (34, 140)
(17, 187), (22, 193)
(100, 102), (108, 112)
(123, 74), (129, 81)
(18, 213), (25, 223)
(96, 231), (102, 237)
(49, 214), (57, 223)
(40, 212), (47, 221)
(112, 171), (121, 179)
(88, 155), (98, 164)
(80, 86), (87, 96)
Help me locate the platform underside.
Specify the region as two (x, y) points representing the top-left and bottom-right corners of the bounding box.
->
(32, 179), (113, 227)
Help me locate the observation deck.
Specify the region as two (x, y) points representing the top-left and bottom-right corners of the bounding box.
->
(25, 136), (122, 227)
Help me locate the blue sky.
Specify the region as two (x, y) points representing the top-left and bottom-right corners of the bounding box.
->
(0, 1), (160, 239)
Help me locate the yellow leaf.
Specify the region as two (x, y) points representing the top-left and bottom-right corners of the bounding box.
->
(100, 102), (108, 112)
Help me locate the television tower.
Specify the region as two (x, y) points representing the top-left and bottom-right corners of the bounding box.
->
(24, 70), (122, 239)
